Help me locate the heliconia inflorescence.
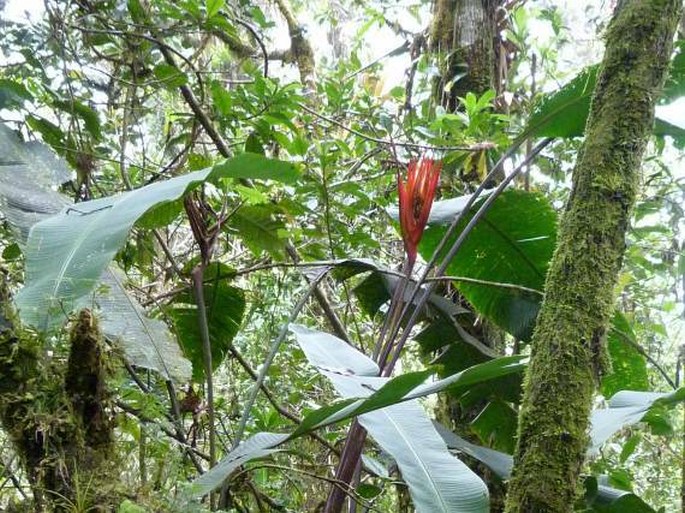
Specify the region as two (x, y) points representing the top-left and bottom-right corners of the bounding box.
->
(397, 157), (442, 267)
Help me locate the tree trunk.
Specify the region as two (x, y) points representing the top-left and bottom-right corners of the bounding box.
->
(429, 0), (500, 110)
(0, 272), (116, 511)
(504, 1), (681, 512)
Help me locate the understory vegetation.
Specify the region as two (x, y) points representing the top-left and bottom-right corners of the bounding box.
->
(0, 0), (683, 512)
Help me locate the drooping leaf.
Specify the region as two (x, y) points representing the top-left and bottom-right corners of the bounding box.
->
(0, 124), (191, 382)
(167, 262), (245, 381)
(190, 432), (288, 498)
(435, 424), (658, 512)
(97, 267), (192, 382)
(52, 98), (103, 140)
(26, 115), (66, 148)
(289, 323), (379, 376)
(291, 324), (489, 513)
(433, 422), (513, 479)
(589, 388), (685, 453)
(15, 154), (298, 330)
(420, 189), (555, 340)
(188, 330), (526, 498)
(584, 477), (657, 513)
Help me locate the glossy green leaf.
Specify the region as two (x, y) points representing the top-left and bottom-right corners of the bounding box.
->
(589, 388), (685, 453)
(167, 262), (245, 381)
(420, 190), (555, 340)
(205, 0), (225, 18)
(213, 152), (299, 184)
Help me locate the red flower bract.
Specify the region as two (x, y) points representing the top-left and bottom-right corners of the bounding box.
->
(397, 158), (442, 267)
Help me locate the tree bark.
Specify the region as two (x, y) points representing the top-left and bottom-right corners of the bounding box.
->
(430, 0), (500, 110)
(504, 1), (681, 512)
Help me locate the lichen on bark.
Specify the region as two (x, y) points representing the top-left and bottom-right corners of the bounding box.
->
(504, 1), (682, 512)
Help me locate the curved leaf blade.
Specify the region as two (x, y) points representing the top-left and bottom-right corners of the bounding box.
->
(16, 154), (296, 330)
(292, 325), (488, 512)
(420, 190), (556, 340)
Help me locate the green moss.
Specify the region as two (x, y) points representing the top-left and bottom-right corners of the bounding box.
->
(0, 273), (118, 510)
(504, 1), (682, 512)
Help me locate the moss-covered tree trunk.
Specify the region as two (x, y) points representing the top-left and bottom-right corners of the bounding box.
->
(0, 272), (116, 512)
(504, 1), (681, 512)
(430, 0), (501, 110)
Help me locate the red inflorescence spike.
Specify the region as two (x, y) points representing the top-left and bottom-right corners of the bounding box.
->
(397, 158), (442, 267)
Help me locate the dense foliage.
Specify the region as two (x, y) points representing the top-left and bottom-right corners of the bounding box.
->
(0, 0), (683, 512)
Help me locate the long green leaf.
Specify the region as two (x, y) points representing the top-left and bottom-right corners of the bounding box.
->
(0, 123), (191, 381)
(189, 328), (525, 498)
(435, 423), (658, 512)
(291, 324), (489, 513)
(589, 388), (685, 453)
(15, 154), (298, 330)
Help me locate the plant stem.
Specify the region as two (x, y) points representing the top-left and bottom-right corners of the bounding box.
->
(192, 265), (216, 508)
(325, 259), (413, 513)
(232, 274), (326, 449)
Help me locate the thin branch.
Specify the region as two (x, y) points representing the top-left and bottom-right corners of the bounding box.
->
(232, 273), (327, 448)
(192, 265), (217, 472)
(115, 399), (209, 466)
(299, 102), (494, 152)
(225, 341), (339, 455)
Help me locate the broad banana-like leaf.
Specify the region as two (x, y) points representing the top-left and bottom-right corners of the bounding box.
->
(291, 324), (489, 513)
(589, 388), (685, 453)
(189, 328), (525, 499)
(0, 124), (71, 241)
(0, 124), (193, 380)
(15, 154), (298, 330)
(96, 267), (191, 382)
(435, 423), (658, 512)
